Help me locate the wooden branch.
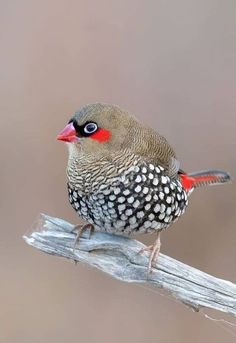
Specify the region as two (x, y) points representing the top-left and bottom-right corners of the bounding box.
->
(23, 214), (236, 317)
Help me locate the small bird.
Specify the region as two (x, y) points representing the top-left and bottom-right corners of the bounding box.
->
(57, 103), (231, 272)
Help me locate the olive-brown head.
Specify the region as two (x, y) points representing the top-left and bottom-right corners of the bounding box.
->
(57, 103), (176, 170)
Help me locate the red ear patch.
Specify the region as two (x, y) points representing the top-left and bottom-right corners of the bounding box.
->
(90, 128), (111, 143)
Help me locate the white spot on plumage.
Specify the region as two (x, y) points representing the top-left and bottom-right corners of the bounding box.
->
(148, 173), (154, 180)
(108, 208), (116, 214)
(129, 216), (137, 225)
(127, 196), (135, 204)
(166, 207), (172, 215)
(159, 192), (164, 200)
(108, 202), (114, 208)
(103, 189), (110, 195)
(161, 176), (167, 184)
(135, 185), (142, 193)
(142, 174), (147, 182)
(114, 187), (121, 195)
(159, 213), (165, 220)
(135, 175), (142, 183)
(155, 166), (160, 173)
(142, 167), (147, 173)
(143, 187), (149, 194)
(123, 189), (130, 196)
(133, 199), (140, 208)
(149, 164), (155, 170)
(137, 211), (145, 218)
(154, 204), (160, 213)
(145, 203), (151, 211)
(121, 214), (128, 221)
(118, 196), (126, 203)
(109, 194), (116, 201)
(151, 220), (159, 228)
(148, 213), (155, 220)
(166, 196), (171, 204)
(144, 220), (151, 228)
(160, 204), (166, 213)
(153, 178), (159, 186)
(164, 186), (170, 194)
(118, 204), (126, 212)
(125, 209), (133, 216)
(153, 194), (158, 200)
(145, 194), (152, 202)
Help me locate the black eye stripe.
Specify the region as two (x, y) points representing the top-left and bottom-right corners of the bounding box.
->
(71, 120), (80, 132)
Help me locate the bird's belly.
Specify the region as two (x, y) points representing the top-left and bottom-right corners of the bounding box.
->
(67, 169), (188, 235)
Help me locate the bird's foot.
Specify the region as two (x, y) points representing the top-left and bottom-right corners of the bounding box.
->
(138, 232), (161, 276)
(71, 223), (94, 254)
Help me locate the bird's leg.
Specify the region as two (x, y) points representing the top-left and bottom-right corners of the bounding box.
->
(71, 223), (94, 253)
(138, 231), (161, 275)
(147, 232), (161, 273)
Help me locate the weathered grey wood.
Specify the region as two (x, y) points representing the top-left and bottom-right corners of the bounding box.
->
(23, 214), (236, 317)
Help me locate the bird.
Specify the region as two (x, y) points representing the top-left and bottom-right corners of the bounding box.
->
(57, 103), (231, 273)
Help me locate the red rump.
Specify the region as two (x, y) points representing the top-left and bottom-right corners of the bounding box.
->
(180, 174), (195, 191)
(91, 128), (111, 142)
(180, 173), (218, 191)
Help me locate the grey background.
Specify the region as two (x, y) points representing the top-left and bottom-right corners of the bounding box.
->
(1, 1), (236, 342)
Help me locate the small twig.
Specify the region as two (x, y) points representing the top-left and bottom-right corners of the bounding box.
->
(23, 214), (236, 317)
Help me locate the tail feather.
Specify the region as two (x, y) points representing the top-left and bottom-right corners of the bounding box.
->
(180, 169), (231, 191)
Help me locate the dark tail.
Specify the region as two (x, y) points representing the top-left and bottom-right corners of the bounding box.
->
(180, 169), (232, 191)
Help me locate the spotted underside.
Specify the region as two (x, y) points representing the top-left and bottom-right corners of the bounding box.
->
(67, 162), (188, 235)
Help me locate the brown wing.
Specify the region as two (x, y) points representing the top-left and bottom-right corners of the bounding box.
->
(130, 125), (180, 178)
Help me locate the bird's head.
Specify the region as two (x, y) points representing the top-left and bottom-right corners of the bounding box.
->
(57, 103), (140, 156)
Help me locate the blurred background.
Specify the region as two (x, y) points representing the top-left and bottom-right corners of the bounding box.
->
(1, 0), (236, 342)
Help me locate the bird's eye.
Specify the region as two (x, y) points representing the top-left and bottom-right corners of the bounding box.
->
(83, 122), (98, 135)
